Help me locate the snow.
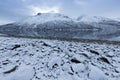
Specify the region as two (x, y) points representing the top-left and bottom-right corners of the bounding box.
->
(0, 36), (120, 80)
(89, 65), (107, 80)
(0, 64), (34, 80)
(77, 15), (113, 23)
(48, 57), (62, 69)
(113, 18), (120, 22)
(18, 13), (72, 25)
(17, 13), (117, 25)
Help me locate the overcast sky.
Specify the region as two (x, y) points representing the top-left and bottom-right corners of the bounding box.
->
(0, 0), (120, 24)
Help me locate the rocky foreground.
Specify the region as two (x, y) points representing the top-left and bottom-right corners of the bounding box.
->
(0, 36), (120, 80)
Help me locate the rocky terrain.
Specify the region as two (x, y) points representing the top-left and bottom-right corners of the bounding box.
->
(0, 36), (120, 80)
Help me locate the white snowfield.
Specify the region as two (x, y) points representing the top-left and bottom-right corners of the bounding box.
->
(0, 36), (120, 80)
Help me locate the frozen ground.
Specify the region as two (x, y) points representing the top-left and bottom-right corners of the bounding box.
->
(0, 36), (120, 80)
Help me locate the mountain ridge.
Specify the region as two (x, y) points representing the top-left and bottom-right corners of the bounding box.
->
(1, 13), (120, 26)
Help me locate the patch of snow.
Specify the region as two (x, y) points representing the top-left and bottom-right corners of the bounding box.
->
(48, 57), (62, 69)
(89, 65), (107, 80)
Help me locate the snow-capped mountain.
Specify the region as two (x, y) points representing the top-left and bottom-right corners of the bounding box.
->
(18, 13), (72, 25)
(14, 13), (78, 30)
(0, 13), (120, 41)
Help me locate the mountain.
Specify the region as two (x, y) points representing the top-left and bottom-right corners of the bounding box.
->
(18, 13), (72, 25)
(0, 13), (78, 37)
(76, 15), (120, 40)
(76, 15), (120, 27)
(76, 15), (120, 30)
(0, 13), (120, 41)
(17, 13), (77, 29)
(77, 15), (119, 23)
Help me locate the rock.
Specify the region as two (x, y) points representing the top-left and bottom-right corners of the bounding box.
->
(89, 50), (99, 55)
(37, 13), (42, 15)
(3, 66), (18, 74)
(11, 44), (21, 50)
(48, 57), (62, 69)
(98, 57), (110, 64)
(1, 64), (34, 80)
(70, 58), (81, 64)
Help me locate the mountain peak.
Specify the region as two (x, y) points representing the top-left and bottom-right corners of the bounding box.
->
(18, 13), (72, 25)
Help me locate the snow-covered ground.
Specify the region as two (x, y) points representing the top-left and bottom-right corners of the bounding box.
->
(0, 36), (120, 80)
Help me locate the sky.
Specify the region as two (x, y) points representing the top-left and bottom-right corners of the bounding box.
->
(0, 0), (120, 24)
